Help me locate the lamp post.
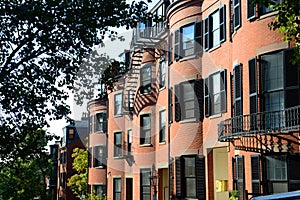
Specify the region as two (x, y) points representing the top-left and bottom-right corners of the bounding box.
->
(150, 165), (159, 200)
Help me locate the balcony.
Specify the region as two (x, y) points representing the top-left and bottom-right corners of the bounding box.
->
(218, 105), (300, 142)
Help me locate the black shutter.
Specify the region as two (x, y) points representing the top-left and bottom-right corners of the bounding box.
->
(234, 64), (242, 117)
(219, 5), (226, 42)
(204, 77), (211, 117)
(88, 147), (92, 168)
(195, 79), (204, 121)
(94, 114), (98, 132)
(168, 88), (173, 124)
(174, 84), (181, 122)
(251, 155), (261, 196)
(103, 113), (107, 133)
(288, 154), (300, 191)
(232, 157), (237, 190)
(209, 15), (213, 49)
(236, 156), (245, 200)
(175, 157), (182, 198)
(169, 158), (174, 198)
(174, 29), (181, 61)
(168, 32), (173, 64)
(204, 17), (209, 51)
(220, 70), (227, 113)
(249, 58), (258, 130)
(89, 114), (93, 134)
(93, 147), (97, 167)
(247, 0), (256, 20)
(196, 156), (206, 200)
(195, 21), (203, 55)
(233, 0), (241, 30)
(103, 146), (107, 167)
(285, 49), (299, 108)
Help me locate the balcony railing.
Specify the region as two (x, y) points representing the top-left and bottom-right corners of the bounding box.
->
(218, 105), (300, 141)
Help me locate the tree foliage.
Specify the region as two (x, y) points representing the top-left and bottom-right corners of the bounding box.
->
(0, 129), (52, 200)
(0, 0), (148, 160)
(67, 148), (106, 200)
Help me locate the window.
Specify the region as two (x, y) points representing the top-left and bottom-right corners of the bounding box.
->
(114, 132), (122, 157)
(204, 6), (226, 51)
(159, 59), (166, 88)
(174, 79), (203, 122)
(247, 0), (256, 20)
(94, 146), (106, 167)
(140, 65), (152, 94)
(127, 129), (132, 154)
(174, 21), (202, 60)
(94, 112), (107, 133)
(159, 110), (166, 143)
(140, 114), (151, 145)
(265, 155), (288, 194)
(114, 93), (122, 116)
(233, 0), (241, 30)
(113, 178), (121, 200)
(247, 0), (282, 19)
(93, 185), (105, 197)
(175, 156), (205, 199)
(262, 52), (285, 112)
(260, 0), (282, 15)
(205, 70), (227, 117)
(140, 169), (151, 200)
(236, 156), (245, 200)
(68, 128), (74, 139)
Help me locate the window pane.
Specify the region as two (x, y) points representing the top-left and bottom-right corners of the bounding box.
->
(159, 110), (166, 142)
(159, 61), (166, 88)
(185, 157), (195, 177)
(115, 133), (122, 145)
(212, 74), (220, 93)
(186, 178), (196, 197)
(114, 93), (122, 115)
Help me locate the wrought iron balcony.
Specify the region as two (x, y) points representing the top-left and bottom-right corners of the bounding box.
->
(218, 105), (300, 142)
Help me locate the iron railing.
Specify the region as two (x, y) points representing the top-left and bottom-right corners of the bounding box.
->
(218, 105), (300, 141)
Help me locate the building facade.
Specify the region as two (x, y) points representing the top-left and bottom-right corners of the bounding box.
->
(87, 0), (300, 200)
(55, 119), (88, 200)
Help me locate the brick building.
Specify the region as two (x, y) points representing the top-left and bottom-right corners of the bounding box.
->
(86, 0), (300, 200)
(55, 119), (88, 200)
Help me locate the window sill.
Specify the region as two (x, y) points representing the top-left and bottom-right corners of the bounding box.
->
(208, 44), (221, 53)
(178, 54), (197, 62)
(159, 141), (166, 145)
(95, 166), (105, 169)
(94, 131), (105, 134)
(258, 10), (279, 21)
(113, 156), (123, 159)
(159, 86), (166, 91)
(139, 144), (153, 147)
(179, 118), (198, 124)
(114, 114), (123, 118)
(209, 113), (222, 119)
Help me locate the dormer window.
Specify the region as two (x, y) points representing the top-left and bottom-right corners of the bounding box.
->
(68, 128), (74, 139)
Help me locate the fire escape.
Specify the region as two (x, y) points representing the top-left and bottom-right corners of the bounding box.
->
(218, 106), (300, 153)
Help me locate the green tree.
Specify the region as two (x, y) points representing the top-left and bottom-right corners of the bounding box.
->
(0, 129), (52, 200)
(0, 0), (148, 161)
(67, 148), (106, 200)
